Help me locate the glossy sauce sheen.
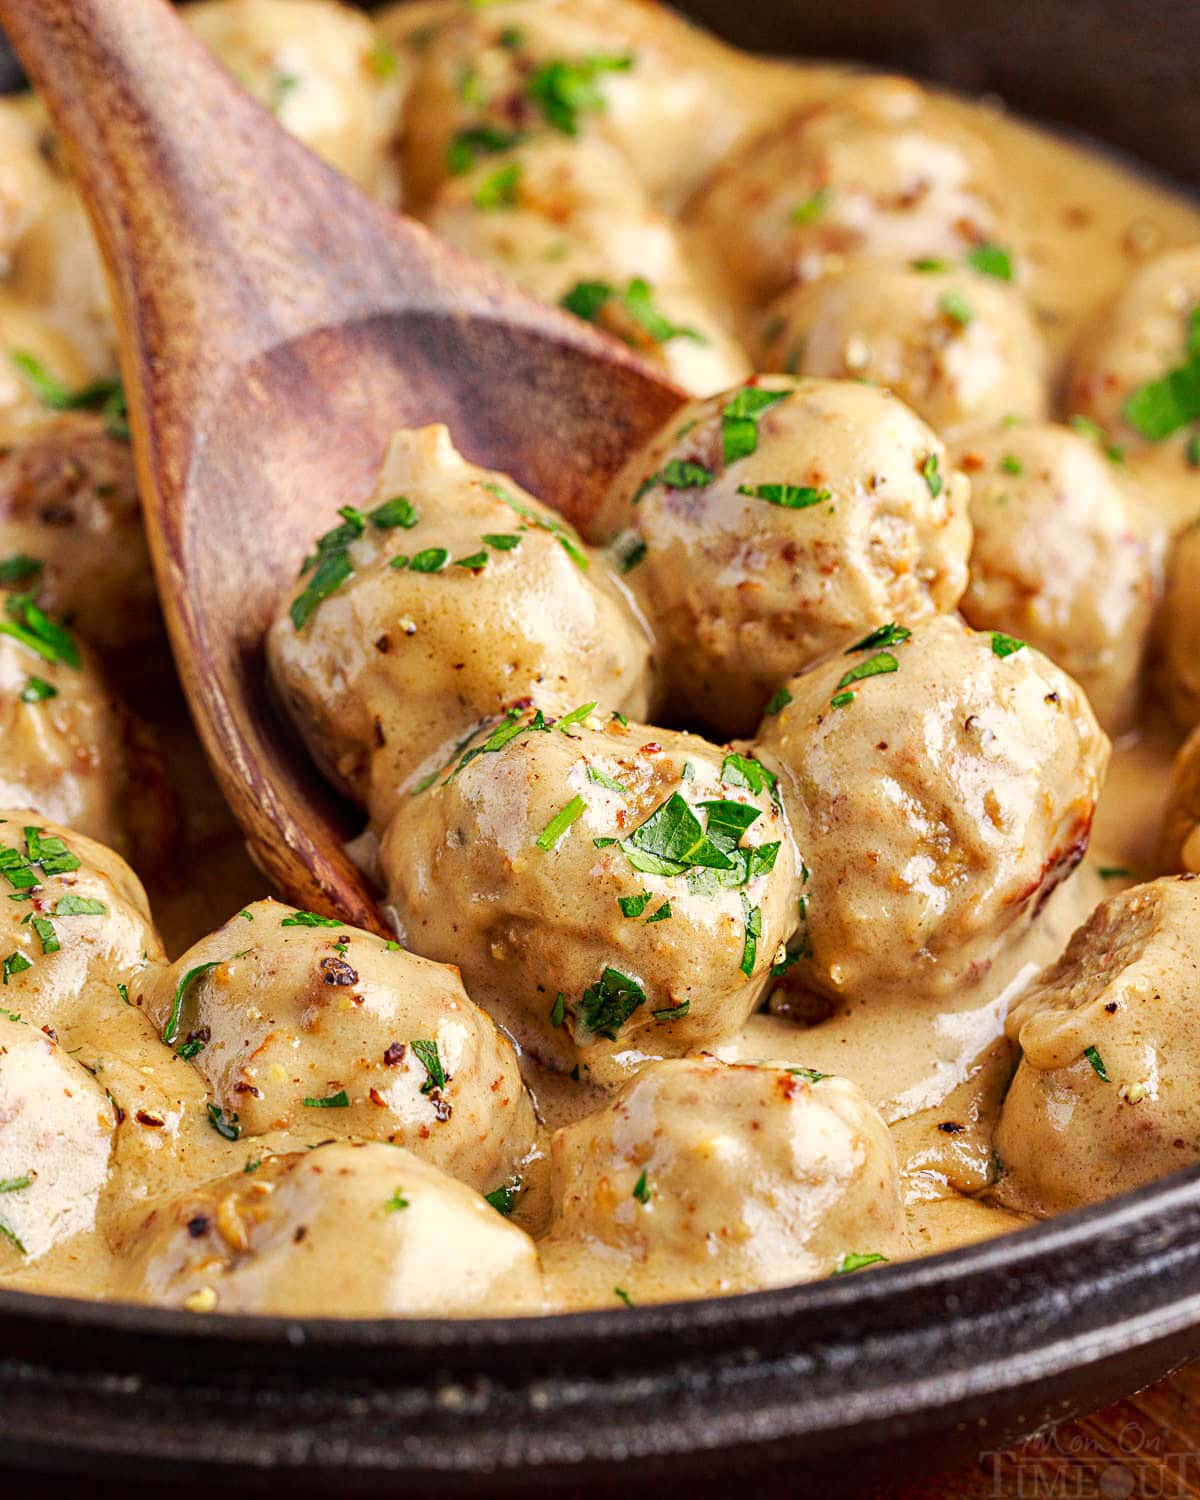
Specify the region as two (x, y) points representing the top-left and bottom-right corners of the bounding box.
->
(1, 0), (1199, 1314)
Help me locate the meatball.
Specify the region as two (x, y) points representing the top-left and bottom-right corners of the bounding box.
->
(953, 422), (1163, 734)
(380, 713), (799, 1084)
(400, 0), (753, 211)
(688, 77), (1007, 308)
(539, 1056), (904, 1307)
(1159, 519), (1200, 734)
(0, 618), (169, 860)
(114, 1140), (544, 1316)
(595, 377), (971, 737)
(0, 1013), (116, 1265)
(267, 424), (654, 827)
(426, 135), (750, 398)
(755, 614), (1109, 1005)
(185, 0), (407, 204)
(996, 877), (1200, 1215)
(0, 811), (163, 1035)
(759, 262), (1047, 440)
(140, 899), (536, 1195)
(0, 414), (158, 653)
(1067, 245), (1200, 462)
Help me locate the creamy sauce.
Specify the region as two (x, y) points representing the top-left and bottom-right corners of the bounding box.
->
(1, 0), (1198, 1313)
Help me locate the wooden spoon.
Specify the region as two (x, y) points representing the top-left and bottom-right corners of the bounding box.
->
(0, 0), (684, 934)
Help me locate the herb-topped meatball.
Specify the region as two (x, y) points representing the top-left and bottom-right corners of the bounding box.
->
(141, 899), (536, 1196)
(186, 0), (408, 204)
(427, 135), (750, 397)
(267, 424), (655, 827)
(953, 422), (1163, 734)
(380, 710), (799, 1084)
(1067, 245), (1200, 468)
(755, 614), (1109, 1005)
(540, 1056), (904, 1307)
(759, 261), (1047, 440)
(689, 77), (1009, 308)
(114, 1140), (545, 1317)
(0, 414), (158, 653)
(996, 878), (1200, 1215)
(0, 1012), (116, 1266)
(595, 376), (971, 737)
(400, 0), (754, 211)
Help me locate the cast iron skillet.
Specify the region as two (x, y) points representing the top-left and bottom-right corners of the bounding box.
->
(0, 1), (1198, 1492)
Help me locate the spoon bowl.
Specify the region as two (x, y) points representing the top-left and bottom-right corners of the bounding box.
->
(0, 0), (685, 929)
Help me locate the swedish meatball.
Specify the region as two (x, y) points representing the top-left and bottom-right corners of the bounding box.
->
(0, 1014), (115, 1265)
(0, 616), (165, 859)
(186, 0), (407, 203)
(595, 377), (970, 736)
(954, 423), (1162, 733)
(756, 614), (1109, 1005)
(401, 0), (753, 211)
(997, 877), (1200, 1215)
(0, 415), (158, 653)
(427, 136), (750, 397)
(1159, 519), (1200, 734)
(267, 424), (654, 826)
(760, 262), (1047, 439)
(689, 77), (1007, 307)
(115, 1140), (544, 1316)
(539, 1056), (904, 1306)
(1067, 245), (1200, 461)
(141, 899), (535, 1195)
(380, 712), (799, 1083)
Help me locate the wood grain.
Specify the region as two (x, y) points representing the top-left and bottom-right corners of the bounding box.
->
(0, 0), (684, 932)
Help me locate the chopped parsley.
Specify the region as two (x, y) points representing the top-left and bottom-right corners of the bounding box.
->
(0, 1222), (26, 1255)
(739, 892), (761, 976)
(206, 1103), (241, 1141)
(29, 917), (57, 955)
(577, 966), (646, 1041)
(621, 792), (733, 876)
(990, 631), (1026, 659)
(0, 1174), (33, 1193)
(618, 891), (650, 918)
(632, 1170), (650, 1204)
(1083, 1045), (1109, 1081)
(411, 1038), (447, 1094)
(19, 676), (56, 703)
(0, 555), (41, 587)
(303, 1089), (350, 1108)
(550, 993), (567, 1028)
(485, 1181), (520, 1215)
(561, 277), (705, 347)
(633, 459), (714, 504)
(763, 686), (792, 716)
(921, 452), (943, 497)
(720, 752), (777, 800)
(526, 53), (632, 135)
(0, 828), (81, 893)
(408, 547), (450, 572)
(652, 999), (689, 1021)
(1098, 866), (1132, 880)
(966, 242), (1015, 281)
(473, 161), (522, 209)
(646, 901), (671, 923)
(9, 352), (127, 433)
(556, 701), (597, 733)
(938, 290), (973, 327)
(384, 1188), (410, 1213)
(536, 795), (586, 851)
(454, 550), (490, 572)
(446, 124), (521, 175)
(613, 1286), (634, 1307)
(586, 766), (628, 793)
(830, 691), (854, 709)
(424, 705), (551, 792)
(482, 481), (588, 569)
(834, 1251), (888, 1275)
(1, 953), (30, 985)
(482, 532), (521, 551)
(832, 652), (898, 705)
(53, 894), (106, 916)
(846, 622), (911, 653)
(722, 386), (790, 465)
(163, 960), (220, 1046)
(1000, 454), (1023, 475)
(1125, 306), (1200, 441)
(281, 911), (343, 928)
(612, 531), (647, 574)
(737, 482), (829, 509)
(0, 593), (79, 668)
(370, 496), (420, 530)
(790, 186), (832, 224)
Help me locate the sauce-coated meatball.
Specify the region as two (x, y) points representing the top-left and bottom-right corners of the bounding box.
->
(996, 878), (1200, 1214)
(380, 712), (799, 1083)
(115, 1140), (544, 1316)
(954, 422), (1162, 734)
(756, 614), (1109, 1004)
(689, 77), (1007, 307)
(0, 414), (158, 653)
(596, 377), (970, 736)
(186, 0), (407, 203)
(427, 136), (750, 397)
(760, 262), (1047, 439)
(0, 1014), (115, 1265)
(540, 1056), (904, 1306)
(267, 424), (654, 826)
(142, 899), (536, 1195)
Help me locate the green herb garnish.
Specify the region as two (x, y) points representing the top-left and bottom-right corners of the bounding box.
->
(304, 1089), (350, 1108)
(536, 795), (586, 850)
(737, 482), (829, 509)
(411, 1038), (447, 1094)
